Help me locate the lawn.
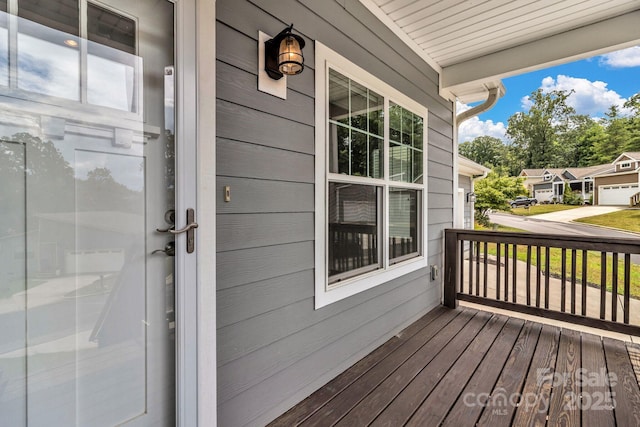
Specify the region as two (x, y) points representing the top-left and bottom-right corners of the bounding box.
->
(509, 204), (581, 216)
(575, 209), (640, 233)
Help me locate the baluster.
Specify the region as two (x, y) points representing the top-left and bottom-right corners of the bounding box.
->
(612, 253), (618, 322)
(624, 254), (630, 324)
(600, 252), (607, 320)
(571, 249), (577, 315)
(526, 246), (532, 306)
(581, 250), (587, 316)
(561, 248), (567, 312)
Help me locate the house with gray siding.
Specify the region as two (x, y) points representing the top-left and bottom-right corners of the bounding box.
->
(1, 0), (639, 426)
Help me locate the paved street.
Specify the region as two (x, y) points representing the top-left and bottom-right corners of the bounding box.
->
(489, 211), (640, 239)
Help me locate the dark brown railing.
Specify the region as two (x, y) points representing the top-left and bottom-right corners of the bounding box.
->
(444, 229), (640, 336)
(631, 191), (640, 207)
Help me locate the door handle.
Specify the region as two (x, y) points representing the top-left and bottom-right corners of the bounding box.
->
(152, 241), (176, 256)
(156, 208), (197, 253)
(167, 222), (198, 235)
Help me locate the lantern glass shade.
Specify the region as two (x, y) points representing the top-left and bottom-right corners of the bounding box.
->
(278, 35), (304, 75)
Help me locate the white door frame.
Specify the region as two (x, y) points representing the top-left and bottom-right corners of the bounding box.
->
(175, 0), (216, 425)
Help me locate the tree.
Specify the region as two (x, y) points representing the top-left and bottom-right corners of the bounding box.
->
(623, 92), (640, 151)
(474, 171), (527, 225)
(506, 89), (576, 169)
(592, 106), (632, 163)
(459, 136), (507, 168)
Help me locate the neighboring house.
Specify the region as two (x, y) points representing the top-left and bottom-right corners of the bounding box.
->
(594, 152), (640, 205)
(1, 1), (638, 427)
(457, 156), (489, 229)
(524, 164), (611, 204)
(529, 168), (565, 203)
(518, 168), (545, 195)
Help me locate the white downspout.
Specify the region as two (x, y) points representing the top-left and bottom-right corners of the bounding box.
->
(456, 87), (502, 124)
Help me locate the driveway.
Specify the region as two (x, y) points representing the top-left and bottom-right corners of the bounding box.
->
(529, 205), (624, 222)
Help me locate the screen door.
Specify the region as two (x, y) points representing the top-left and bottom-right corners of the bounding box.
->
(0, 0), (178, 425)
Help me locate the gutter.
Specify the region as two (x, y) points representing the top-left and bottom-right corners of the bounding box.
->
(456, 86), (503, 124)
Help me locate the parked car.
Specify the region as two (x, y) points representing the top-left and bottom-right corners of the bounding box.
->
(509, 195), (538, 208)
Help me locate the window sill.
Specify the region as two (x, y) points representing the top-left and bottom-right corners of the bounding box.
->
(314, 256), (428, 309)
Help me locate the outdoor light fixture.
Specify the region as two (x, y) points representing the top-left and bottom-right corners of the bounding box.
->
(467, 192), (477, 203)
(264, 24), (305, 80)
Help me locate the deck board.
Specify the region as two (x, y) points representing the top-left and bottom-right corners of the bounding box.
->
(270, 306), (640, 427)
(604, 337), (640, 426)
(477, 321), (542, 426)
(511, 324), (560, 427)
(547, 328), (581, 427)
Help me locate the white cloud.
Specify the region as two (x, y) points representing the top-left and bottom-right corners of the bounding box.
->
(599, 46), (640, 68)
(522, 75), (632, 117)
(456, 101), (507, 143)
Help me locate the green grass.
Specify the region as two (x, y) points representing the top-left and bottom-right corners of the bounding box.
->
(575, 209), (640, 233)
(509, 204), (581, 216)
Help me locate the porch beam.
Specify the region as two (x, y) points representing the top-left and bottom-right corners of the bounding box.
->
(442, 10), (640, 92)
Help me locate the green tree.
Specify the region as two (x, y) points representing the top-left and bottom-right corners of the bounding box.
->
(474, 171), (527, 225)
(623, 92), (640, 151)
(592, 106), (631, 163)
(506, 89), (576, 169)
(458, 136), (507, 168)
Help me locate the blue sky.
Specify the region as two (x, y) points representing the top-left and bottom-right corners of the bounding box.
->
(458, 46), (640, 143)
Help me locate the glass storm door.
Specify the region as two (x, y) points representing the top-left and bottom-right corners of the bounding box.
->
(0, 0), (178, 425)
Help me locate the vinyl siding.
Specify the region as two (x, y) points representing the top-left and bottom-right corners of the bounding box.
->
(458, 174), (472, 229)
(216, 0), (454, 425)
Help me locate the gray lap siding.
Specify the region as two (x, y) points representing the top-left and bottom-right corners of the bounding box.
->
(216, 0), (454, 425)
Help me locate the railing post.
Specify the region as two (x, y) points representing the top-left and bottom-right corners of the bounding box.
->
(444, 229), (459, 308)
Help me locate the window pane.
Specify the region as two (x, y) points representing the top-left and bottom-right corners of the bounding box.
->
(328, 183), (381, 282)
(88, 3), (136, 55)
(350, 80), (367, 132)
(369, 91), (383, 137)
(370, 136), (383, 179)
(329, 69), (349, 125)
(329, 123), (349, 174)
(17, 20), (80, 100)
(389, 188), (419, 262)
(389, 102), (423, 183)
(329, 68), (385, 179)
(18, 0), (79, 36)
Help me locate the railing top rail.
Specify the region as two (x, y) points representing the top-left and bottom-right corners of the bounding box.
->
(445, 228), (640, 254)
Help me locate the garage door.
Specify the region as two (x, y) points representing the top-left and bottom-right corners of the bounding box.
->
(534, 189), (554, 202)
(598, 184), (639, 205)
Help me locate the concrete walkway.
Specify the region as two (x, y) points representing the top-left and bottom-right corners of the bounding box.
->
(529, 205), (624, 222)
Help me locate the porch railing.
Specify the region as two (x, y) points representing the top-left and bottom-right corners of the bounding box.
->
(631, 191), (640, 207)
(444, 229), (640, 336)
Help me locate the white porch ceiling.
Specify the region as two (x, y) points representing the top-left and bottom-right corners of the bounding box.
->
(360, 0), (640, 102)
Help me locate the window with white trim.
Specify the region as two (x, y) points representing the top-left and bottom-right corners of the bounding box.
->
(620, 161), (631, 169)
(314, 42), (428, 308)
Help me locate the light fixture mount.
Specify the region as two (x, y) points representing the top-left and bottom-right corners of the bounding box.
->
(264, 24), (305, 80)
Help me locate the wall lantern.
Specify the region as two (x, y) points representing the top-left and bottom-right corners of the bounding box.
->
(264, 24), (305, 80)
(467, 192), (477, 203)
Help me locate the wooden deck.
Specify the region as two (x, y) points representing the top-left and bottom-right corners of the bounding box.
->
(270, 306), (640, 426)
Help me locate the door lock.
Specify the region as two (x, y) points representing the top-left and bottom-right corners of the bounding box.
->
(152, 241), (175, 256)
(156, 208), (197, 253)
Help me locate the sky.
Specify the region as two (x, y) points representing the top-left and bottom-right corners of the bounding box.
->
(458, 45), (640, 143)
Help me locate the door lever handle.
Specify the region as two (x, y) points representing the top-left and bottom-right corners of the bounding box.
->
(167, 222), (198, 235)
(156, 208), (197, 253)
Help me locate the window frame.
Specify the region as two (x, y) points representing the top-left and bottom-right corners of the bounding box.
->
(620, 161), (631, 169)
(314, 42), (428, 309)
